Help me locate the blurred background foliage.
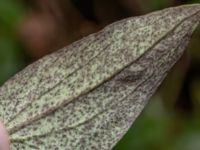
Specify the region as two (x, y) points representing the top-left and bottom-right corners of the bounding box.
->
(0, 0), (200, 149)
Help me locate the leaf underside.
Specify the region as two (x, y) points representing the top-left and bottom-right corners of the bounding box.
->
(0, 4), (200, 150)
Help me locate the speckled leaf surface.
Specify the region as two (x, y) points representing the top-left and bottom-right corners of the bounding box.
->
(0, 4), (200, 150)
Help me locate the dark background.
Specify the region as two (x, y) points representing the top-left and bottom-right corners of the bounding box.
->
(0, 0), (200, 149)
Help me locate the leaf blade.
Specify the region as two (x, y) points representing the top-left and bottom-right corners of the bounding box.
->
(0, 4), (199, 150)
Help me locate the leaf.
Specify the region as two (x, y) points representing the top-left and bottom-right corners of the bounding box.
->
(0, 4), (200, 150)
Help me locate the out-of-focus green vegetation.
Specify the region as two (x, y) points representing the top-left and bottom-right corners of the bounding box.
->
(0, 0), (25, 84)
(0, 0), (200, 150)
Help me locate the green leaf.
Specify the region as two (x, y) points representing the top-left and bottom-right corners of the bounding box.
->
(0, 4), (200, 150)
